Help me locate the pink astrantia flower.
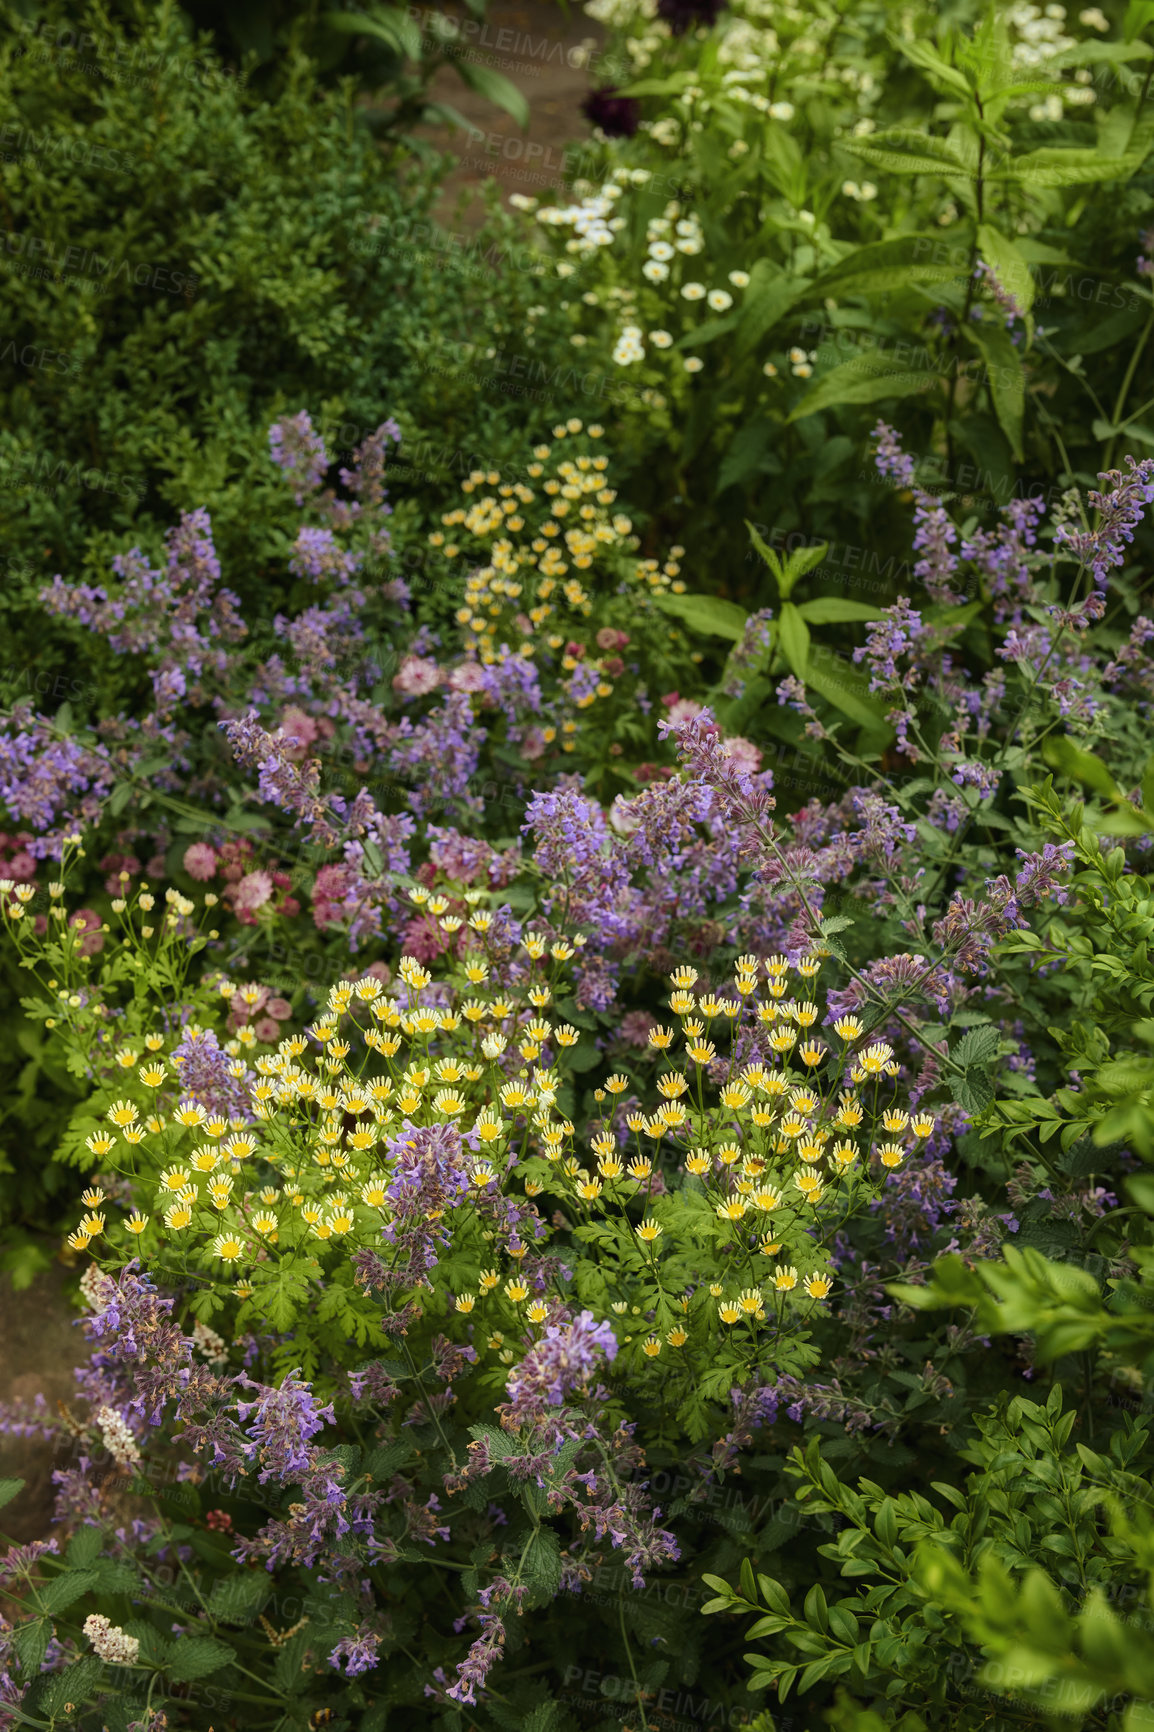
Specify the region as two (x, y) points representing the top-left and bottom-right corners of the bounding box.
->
(183, 843), (217, 882)
(666, 697), (704, 728)
(393, 655), (442, 697)
(233, 871), (274, 918)
(253, 1017), (280, 1044)
(719, 735), (763, 776)
(280, 706), (319, 761)
(446, 662), (487, 694)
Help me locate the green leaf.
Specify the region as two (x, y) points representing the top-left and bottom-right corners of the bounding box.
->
(809, 234), (967, 299)
(716, 417), (774, 495)
(0, 1480), (25, 1512)
(777, 541), (830, 599)
(1140, 753), (1154, 818)
(795, 598), (884, 624)
(804, 1583), (830, 1634)
(964, 320), (1024, 460)
(998, 146), (1140, 186)
(804, 649), (895, 733)
(976, 222), (1036, 315)
(953, 1025), (1000, 1068)
(778, 603), (811, 680)
(788, 353), (939, 423)
(1042, 736), (1123, 799)
(208, 1572), (274, 1624)
(67, 1526), (105, 1567)
(167, 1636), (237, 1682)
(841, 128), (977, 178)
(523, 1527), (563, 1603)
(653, 591), (748, 641)
(39, 1570), (99, 1616)
(452, 58), (530, 129)
(892, 35), (974, 97)
(736, 261), (810, 359)
(36, 1657), (104, 1719)
(324, 8), (423, 58)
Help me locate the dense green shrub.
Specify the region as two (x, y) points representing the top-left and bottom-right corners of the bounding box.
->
(0, 0), (576, 676)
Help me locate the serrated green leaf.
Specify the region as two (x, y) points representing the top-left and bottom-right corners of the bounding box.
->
(167, 1636), (237, 1682)
(809, 233), (966, 299)
(842, 128), (976, 177)
(39, 1570), (99, 1616)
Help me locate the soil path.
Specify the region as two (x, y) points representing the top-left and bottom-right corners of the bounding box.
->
(0, 1260), (86, 1541)
(409, 0), (607, 221)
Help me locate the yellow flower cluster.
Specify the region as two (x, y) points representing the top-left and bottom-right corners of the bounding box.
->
(431, 421), (685, 669)
(52, 895), (937, 1379)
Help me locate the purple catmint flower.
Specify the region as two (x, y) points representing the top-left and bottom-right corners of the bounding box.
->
(722, 608), (774, 699)
(1014, 841), (1075, 906)
(170, 1028), (253, 1120)
(289, 527), (361, 585)
(0, 706), (117, 857)
(872, 423), (965, 602)
(388, 692), (486, 819)
(504, 1310), (618, 1420)
(269, 411), (328, 503)
(234, 1372), (337, 1483)
(852, 599), (926, 690)
(972, 259), (1026, 340)
(1055, 455), (1154, 589)
(329, 1627), (382, 1676)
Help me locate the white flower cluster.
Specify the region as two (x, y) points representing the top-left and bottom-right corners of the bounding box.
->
(612, 324), (646, 364)
(536, 169), (653, 259)
(95, 1404), (142, 1467)
(1007, 0), (1076, 63)
(191, 1319), (228, 1363)
(78, 1262), (115, 1311)
(84, 1614), (141, 1665)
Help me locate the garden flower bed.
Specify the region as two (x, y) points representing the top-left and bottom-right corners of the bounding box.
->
(1, 0), (1153, 1728)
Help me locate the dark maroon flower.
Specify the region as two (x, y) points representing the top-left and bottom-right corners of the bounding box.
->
(657, 0), (725, 31)
(581, 86), (641, 137)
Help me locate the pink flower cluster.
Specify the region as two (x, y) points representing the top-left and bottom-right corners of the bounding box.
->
(182, 838), (301, 926)
(227, 983), (294, 1044)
